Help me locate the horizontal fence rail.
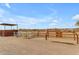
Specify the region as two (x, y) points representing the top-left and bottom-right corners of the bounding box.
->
(19, 29), (79, 44)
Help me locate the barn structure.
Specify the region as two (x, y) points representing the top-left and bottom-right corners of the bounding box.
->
(0, 23), (18, 36)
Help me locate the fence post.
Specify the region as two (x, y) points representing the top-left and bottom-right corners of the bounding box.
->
(72, 31), (76, 40)
(73, 30), (79, 44)
(77, 34), (79, 44)
(45, 29), (49, 40)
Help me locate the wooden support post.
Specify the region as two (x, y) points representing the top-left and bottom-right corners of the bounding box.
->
(73, 32), (76, 40)
(17, 25), (18, 30)
(72, 30), (76, 40)
(16, 25), (19, 37)
(11, 26), (12, 30)
(45, 29), (49, 40)
(77, 34), (79, 44)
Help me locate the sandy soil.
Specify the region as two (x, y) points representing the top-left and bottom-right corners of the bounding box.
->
(0, 37), (79, 55)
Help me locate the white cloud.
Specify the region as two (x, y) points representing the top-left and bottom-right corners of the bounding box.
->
(72, 14), (79, 20)
(5, 3), (11, 8)
(52, 20), (58, 23)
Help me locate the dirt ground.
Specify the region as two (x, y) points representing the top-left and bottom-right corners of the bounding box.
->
(0, 37), (79, 55)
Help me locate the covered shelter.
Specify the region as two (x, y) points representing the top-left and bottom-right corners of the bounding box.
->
(0, 23), (18, 36)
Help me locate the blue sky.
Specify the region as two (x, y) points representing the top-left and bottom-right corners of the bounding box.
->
(0, 3), (79, 29)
